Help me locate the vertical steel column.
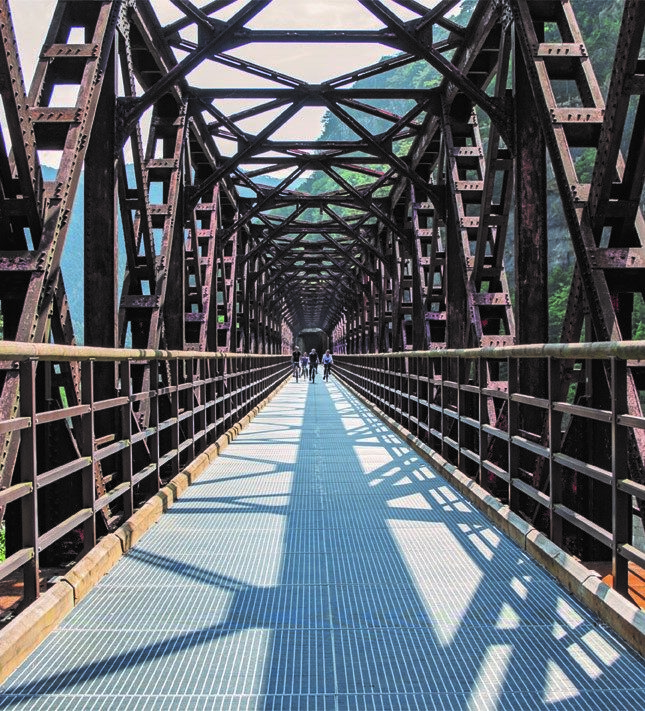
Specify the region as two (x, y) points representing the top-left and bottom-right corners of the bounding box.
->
(166, 188), (186, 351)
(444, 168), (468, 349)
(514, 30), (548, 396)
(85, 43), (118, 354)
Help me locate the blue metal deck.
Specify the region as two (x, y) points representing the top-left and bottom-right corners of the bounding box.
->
(1, 378), (645, 709)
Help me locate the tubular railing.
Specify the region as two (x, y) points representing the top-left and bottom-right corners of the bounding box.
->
(335, 342), (645, 598)
(0, 342), (289, 607)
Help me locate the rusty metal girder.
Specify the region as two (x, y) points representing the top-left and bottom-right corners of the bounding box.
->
(0, 0), (121, 507)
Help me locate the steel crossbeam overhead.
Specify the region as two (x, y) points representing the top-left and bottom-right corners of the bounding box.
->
(1, 0), (645, 568)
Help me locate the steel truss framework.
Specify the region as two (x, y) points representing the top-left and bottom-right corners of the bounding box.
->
(1, 0), (645, 561)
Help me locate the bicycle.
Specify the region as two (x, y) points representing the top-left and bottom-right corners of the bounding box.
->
(292, 361), (300, 382)
(309, 363), (317, 383)
(323, 363), (331, 381)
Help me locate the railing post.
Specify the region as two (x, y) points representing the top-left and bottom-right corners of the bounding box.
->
(426, 353), (432, 446)
(383, 355), (388, 409)
(216, 355), (223, 438)
(120, 359), (133, 518)
(378, 355), (383, 405)
(391, 356), (397, 419)
(198, 357), (207, 448)
(440, 355), (447, 460)
(396, 356), (402, 423)
(549, 357), (563, 549)
(508, 356), (519, 512)
(478, 356), (485, 487)
(19, 358), (39, 604)
(80, 360), (96, 555)
(171, 358), (180, 478)
(230, 357), (237, 421)
(150, 360), (160, 490)
(419, 355), (423, 436)
(457, 356), (463, 471)
(223, 356), (230, 433)
(406, 356), (412, 437)
(238, 356), (245, 416)
(612, 356), (630, 595)
(250, 356), (257, 407)
(186, 358), (196, 464)
(206, 358), (215, 443)
(403, 355), (409, 430)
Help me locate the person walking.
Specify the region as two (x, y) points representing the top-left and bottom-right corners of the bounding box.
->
(308, 348), (319, 382)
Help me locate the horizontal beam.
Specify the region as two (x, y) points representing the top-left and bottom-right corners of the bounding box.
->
(191, 88), (439, 100)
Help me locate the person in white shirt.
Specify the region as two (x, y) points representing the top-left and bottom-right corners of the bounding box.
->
(322, 350), (333, 381)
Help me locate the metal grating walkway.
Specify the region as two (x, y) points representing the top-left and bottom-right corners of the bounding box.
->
(1, 378), (645, 710)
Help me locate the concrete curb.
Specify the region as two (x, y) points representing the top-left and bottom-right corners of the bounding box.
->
(335, 375), (645, 658)
(0, 581), (74, 683)
(0, 375), (289, 684)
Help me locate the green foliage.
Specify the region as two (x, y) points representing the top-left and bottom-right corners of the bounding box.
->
(633, 296), (645, 340)
(573, 148), (596, 184)
(0, 523), (4, 563)
(575, 0), (623, 93)
(547, 264), (645, 342)
(548, 264), (574, 342)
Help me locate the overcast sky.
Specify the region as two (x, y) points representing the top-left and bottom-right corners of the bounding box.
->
(9, 0), (410, 143)
(10, 1), (400, 86)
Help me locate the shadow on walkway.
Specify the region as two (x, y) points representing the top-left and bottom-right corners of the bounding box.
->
(0, 380), (643, 709)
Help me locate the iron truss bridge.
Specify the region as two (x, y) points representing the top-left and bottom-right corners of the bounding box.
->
(2, 0), (645, 696)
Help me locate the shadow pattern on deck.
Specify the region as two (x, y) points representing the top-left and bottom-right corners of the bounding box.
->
(1, 379), (644, 710)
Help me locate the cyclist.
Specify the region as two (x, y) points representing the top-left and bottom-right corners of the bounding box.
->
(322, 349), (333, 381)
(291, 346), (301, 382)
(300, 352), (309, 378)
(308, 348), (319, 382)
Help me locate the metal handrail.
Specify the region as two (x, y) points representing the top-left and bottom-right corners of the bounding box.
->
(0, 345), (289, 609)
(334, 343), (645, 600)
(336, 340), (645, 360)
(0, 341), (288, 362)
